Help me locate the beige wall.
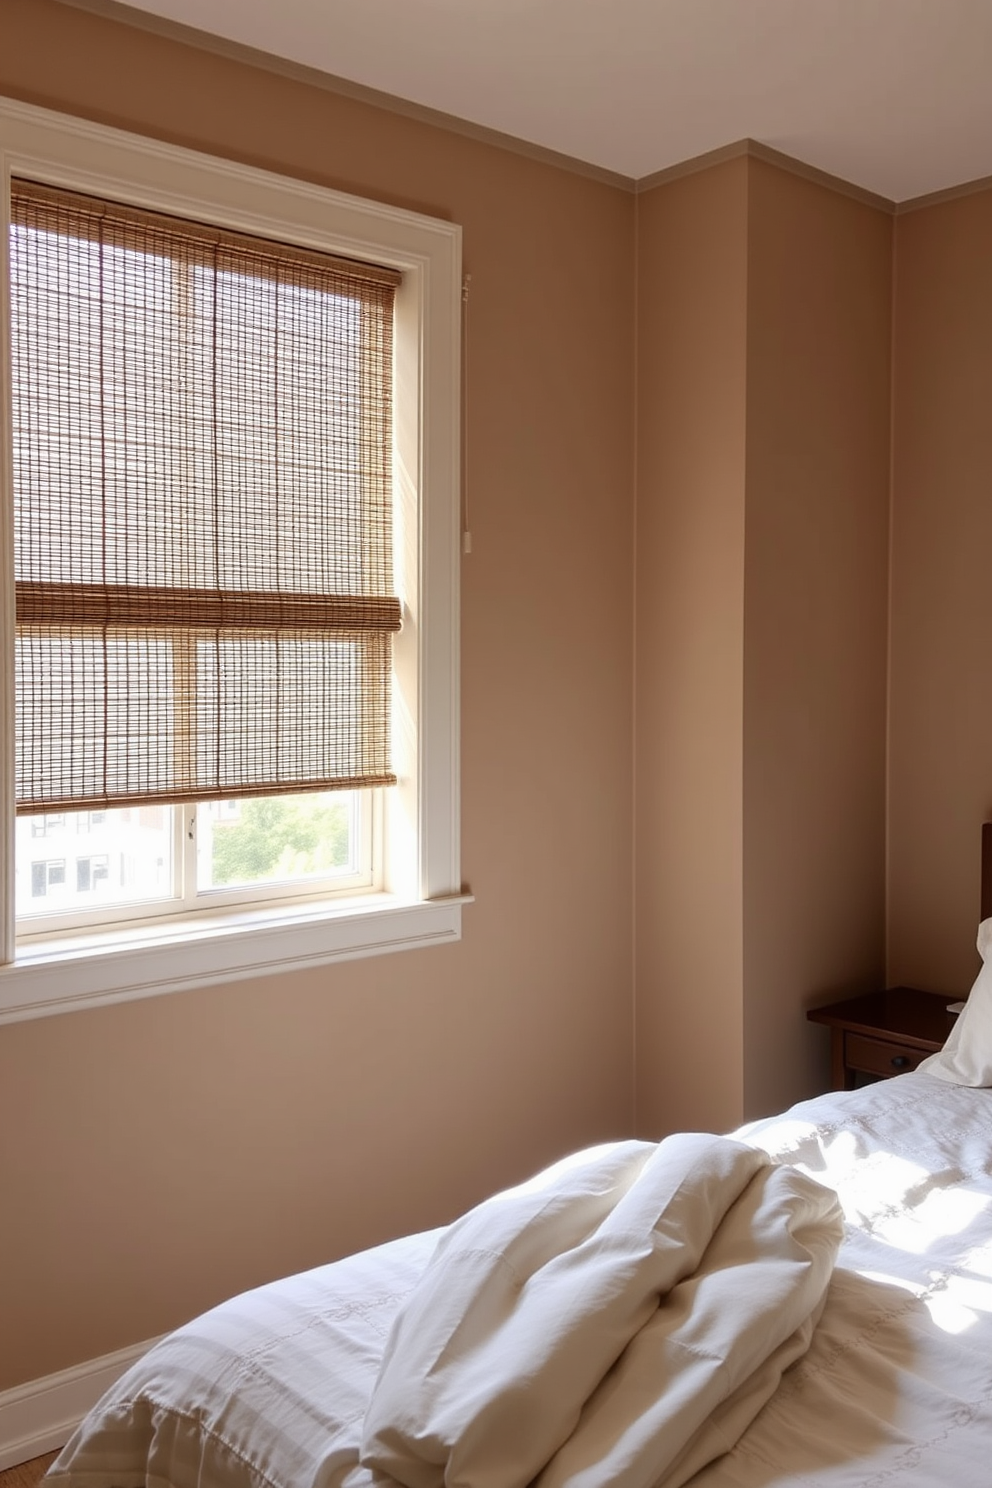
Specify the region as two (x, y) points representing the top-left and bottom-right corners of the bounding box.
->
(633, 160), (749, 1138)
(742, 161), (891, 1116)
(888, 188), (992, 995)
(634, 159), (891, 1133)
(0, 0), (636, 1389)
(3, 0), (989, 1401)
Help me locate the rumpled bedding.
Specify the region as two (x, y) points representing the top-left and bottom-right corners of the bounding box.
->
(361, 1133), (842, 1488)
(46, 1075), (992, 1488)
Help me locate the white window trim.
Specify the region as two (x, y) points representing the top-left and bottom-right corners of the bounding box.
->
(0, 97), (467, 1026)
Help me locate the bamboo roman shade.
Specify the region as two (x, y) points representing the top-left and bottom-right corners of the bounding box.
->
(9, 179), (402, 814)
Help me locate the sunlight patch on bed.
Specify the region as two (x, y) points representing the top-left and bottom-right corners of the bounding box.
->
(841, 1151), (931, 1225)
(960, 1242), (992, 1279)
(742, 1118), (862, 1177)
(924, 1291), (979, 1335)
(924, 1272), (992, 1334)
(854, 1265), (923, 1297)
(871, 1184), (990, 1255)
(741, 1117), (819, 1153)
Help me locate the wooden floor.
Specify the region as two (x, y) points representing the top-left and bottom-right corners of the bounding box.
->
(0, 1453), (58, 1488)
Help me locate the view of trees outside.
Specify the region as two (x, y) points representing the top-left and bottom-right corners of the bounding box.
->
(16, 791), (358, 920)
(202, 792), (355, 889)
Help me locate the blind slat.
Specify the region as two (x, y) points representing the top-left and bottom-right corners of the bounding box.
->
(16, 581), (402, 633)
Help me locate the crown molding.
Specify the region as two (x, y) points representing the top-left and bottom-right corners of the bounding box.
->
(895, 171), (992, 215)
(634, 140), (752, 194)
(54, 0), (636, 192)
(746, 141), (894, 213)
(51, 0), (992, 214)
(636, 139), (895, 214)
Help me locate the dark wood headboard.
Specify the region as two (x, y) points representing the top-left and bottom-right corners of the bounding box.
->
(982, 822), (992, 922)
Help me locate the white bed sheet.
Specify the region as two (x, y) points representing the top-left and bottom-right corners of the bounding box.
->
(704, 1073), (992, 1487)
(46, 1073), (992, 1488)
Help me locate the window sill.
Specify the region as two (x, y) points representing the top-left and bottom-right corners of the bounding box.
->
(0, 892), (472, 1025)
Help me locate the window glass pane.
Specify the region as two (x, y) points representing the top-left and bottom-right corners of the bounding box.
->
(15, 806), (173, 919)
(196, 791), (358, 891)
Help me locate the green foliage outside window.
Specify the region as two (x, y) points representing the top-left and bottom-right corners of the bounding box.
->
(211, 794), (351, 886)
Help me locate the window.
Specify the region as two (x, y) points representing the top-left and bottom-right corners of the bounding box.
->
(75, 856), (109, 893)
(13, 181), (400, 822)
(0, 98), (465, 1025)
(30, 813), (65, 839)
(30, 859), (65, 897)
(77, 812), (107, 832)
(11, 181), (397, 927)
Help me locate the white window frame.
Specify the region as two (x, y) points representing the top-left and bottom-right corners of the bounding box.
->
(0, 97), (467, 1026)
(14, 793), (376, 934)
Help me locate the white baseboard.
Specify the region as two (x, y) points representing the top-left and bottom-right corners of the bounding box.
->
(0, 1338), (161, 1472)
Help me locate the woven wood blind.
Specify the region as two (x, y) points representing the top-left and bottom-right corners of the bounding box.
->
(9, 179), (402, 814)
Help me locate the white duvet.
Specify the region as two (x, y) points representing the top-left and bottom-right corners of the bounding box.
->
(362, 1133), (841, 1488)
(45, 1074), (992, 1488)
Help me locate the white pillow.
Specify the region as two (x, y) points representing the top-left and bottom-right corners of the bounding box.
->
(917, 918), (992, 1086)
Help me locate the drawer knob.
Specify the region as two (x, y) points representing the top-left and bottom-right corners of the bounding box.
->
(890, 1054), (911, 1069)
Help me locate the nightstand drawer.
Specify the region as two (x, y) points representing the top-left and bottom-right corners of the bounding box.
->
(845, 1031), (930, 1080)
(809, 988), (953, 1090)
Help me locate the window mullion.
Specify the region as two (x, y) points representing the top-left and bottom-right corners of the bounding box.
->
(180, 804), (197, 909)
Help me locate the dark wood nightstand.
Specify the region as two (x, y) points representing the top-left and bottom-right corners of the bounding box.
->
(807, 987), (960, 1091)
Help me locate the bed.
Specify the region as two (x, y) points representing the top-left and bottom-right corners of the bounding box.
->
(44, 905), (992, 1487)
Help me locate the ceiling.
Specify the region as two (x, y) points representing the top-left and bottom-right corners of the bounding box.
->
(108, 0), (992, 201)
